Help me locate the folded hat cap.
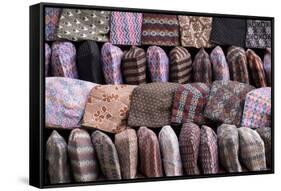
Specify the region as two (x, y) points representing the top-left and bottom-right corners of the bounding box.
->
(256, 127), (271, 168)
(246, 20), (271, 49)
(217, 124), (242, 173)
(51, 41), (78, 78)
(210, 46), (230, 81)
(138, 126), (163, 177)
(68, 129), (99, 182)
(171, 83), (210, 125)
(122, 46), (146, 85)
(238, 127), (266, 171)
(45, 43), (51, 76)
(263, 48), (271, 86)
(179, 122), (201, 175)
(45, 7), (61, 41)
(147, 46), (169, 82)
(46, 130), (71, 184)
(193, 48), (212, 83)
(91, 130), (122, 180)
(159, 125), (183, 176)
(169, 46), (192, 84)
(101, 42), (124, 84)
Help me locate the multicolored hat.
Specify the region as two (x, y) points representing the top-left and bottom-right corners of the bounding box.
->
(192, 48), (212, 83)
(256, 127), (271, 168)
(45, 7), (61, 41)
(210, 46), (230, 80)
(263, 48), (272, 86)
(45, 43), (51, 76)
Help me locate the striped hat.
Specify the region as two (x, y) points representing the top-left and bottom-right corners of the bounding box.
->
(263, 48), (271, 86)
(241, 87), (271, 128)
(101, 42), (123, 84)
(238, 127), (266, 171)
(179, 122), (201, 175)
(46, 130), (71, 184)
(115, 129), (138, 179)
(199, 125), (219, 174)
(147, 46), (169, 82)
(169, 46), (192, 84)
(226, 46), (250, 84)
(210, 46), (230, 81)
(68, 129), (99, 182)
(51, 41), (78, 78)
(256, 127), (271, 168)
(246, 49), (267, 88)
(158, 125), (183, 176)
(171, 83), (210, 125)
(217, 124), (242, 173)
(122, 46), (146, 85)
(138, 127), (163, 177)
(91, 130), (122, 180)
(45, 43), (51, 76)
(45, 7), (61, 41)
(193, 48), (212, 83)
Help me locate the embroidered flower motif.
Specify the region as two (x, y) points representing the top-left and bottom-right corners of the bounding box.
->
(93, 106), (112, 122)
(119, 106), (128, 117)
(102, 94), (119, 102)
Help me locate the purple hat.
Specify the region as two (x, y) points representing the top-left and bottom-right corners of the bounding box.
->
(45, 43), (51, 76)
(193, 48), (212, 83)
(210, 46), (230, 81)
(45, 7), (61, 41)
(263, 48), (271, 86)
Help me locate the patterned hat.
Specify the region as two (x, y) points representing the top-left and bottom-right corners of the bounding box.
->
(256, 127), (271, 168)
(77, 40), (103, 84)
(45, 43), (51, 76)
(241, 87), (271, 128)
(238, 127), (266, 171)
(169, 46), (192, 84)
(91, 130), (122, 180)
(204, 80), (255, 126)
(226, 46), (250, 84)
(246, 49), (267, 88)
(45, 77), (97, 129)
(51, 41), (78, 78)
(101, 42), (124, 84)
(171, 83), (210, 125)
(199, 125), (219, 174)
(158, 125), (183, 176)
(217, 124), (242, 173)
(138, 126), (163, 177)
(210, 46), (230, 81)
(57, 9), (110, 41)
(46, 130), (71, 184)
(192, 48), (212, 83)
(68, 129), (99, 182)
(122, 46), (146, 85)
(178, 16), (213, 48)
(115, 129), (138, 179)
(141, 13), (180, 46)
(246, 20), (271, 49)
(263, 48), (271, 86)
(128, 82), (180, 128)
(179, 122), (201, 175)
(45, 7), (61, 41)
(82, 84), (136, 134)
(147, 46), (169, 82)
(110, 12), (142, 45)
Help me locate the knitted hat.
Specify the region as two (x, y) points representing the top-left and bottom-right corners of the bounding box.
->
(101, 42), (124, 84)
(158, 125), (183, 176)
(45, 7), (61, 41)
(179, 122), (201, 175)
(171, 83), (210, 125)
(246, 49), (267, 88)
(256, 127), (271, 168)
(82, 84), (136, 134)
(115, 129), (138, 179)
(217, 124), (242, 173)
(178, 16), (213, 48)
(128, 82), (180, 128)
(91, 130), (122, 180)
(68, 129), (99, 182)
(122, 46), (146, 85)
(199, 125), (219, 174)
(263, 48), (271, 86)
(77, 40), (103, 84)
(110, 12), (142, 45)
(46, 130), (71, 184)
(193, 48), (212, 83)
(57, 9), (110, 41)
(147, 46), (169, 82)
(45, 43), (51, 76)
(51, 41), (78, 78)
(246, 20), (271, 48)
(241, 87), (271, 128)
(204, 80), (255, 126)
(210, 46), (230, 80)
(169, 46), (192, 83)
(45, 77), (97, 129)
(238, 127), (266, 171)
(142, 13), (180, 46)
(226, 46), (250, 84)
(138, 126), (163, 177)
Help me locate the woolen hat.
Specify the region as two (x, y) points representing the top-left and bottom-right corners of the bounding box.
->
(256, 127), (271, 168)
(45, 43), (51, 76)
(192, 48), (212, 83)
(210, 46), (230, 80)
(263, 48), (271, 86)
(45, 7), (61, 41)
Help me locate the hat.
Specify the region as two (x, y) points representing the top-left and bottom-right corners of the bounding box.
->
(256, 127), (271, 168)
(45, 43), (51, 76)
(246, 20), (271, 48)
(68, 129), (99, 182)
(158, 125), (183, 176)
(45, 7), (61, 41)
(263, 48), (271, 86)
(192, 48), (212, 83)
(210, 46), (230, 80)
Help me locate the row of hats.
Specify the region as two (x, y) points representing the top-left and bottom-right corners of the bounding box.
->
(46, 8), (272, 48)
(45, 40), (272, 88)
(46, 124), (271, 184)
